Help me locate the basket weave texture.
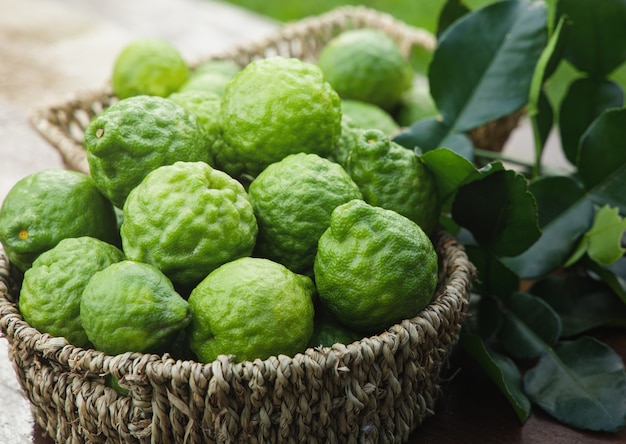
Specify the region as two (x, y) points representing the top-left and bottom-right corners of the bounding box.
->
(6, 6), (482, 443)
(1, 230), (474, 444)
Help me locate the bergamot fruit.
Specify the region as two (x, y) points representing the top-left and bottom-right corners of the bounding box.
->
(216, 56), (342, 178)
(84, 95), (211, 208)
(341, 99), (399, 135)
(19, 236), (124, 348)
(317, 28), (413, 111)
(187, 257), (315, 363)
(111, 38), (189, 99)
(314, 199), (438, 333)
(0, 169), (119, 270)
(121, 161), (257, 288)
(248, 153), (362, 274)
(80, 260), (190, 355)
(346, 129), (440, 235)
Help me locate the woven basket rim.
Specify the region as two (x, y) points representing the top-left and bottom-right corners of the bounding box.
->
(0, 229), (474, 376)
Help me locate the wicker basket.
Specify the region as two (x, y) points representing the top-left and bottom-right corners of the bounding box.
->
(0, 230), (474, 444)
(3, 6), (482, 443)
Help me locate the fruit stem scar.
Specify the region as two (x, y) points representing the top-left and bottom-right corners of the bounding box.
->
(18, 230), (28, 240)
(96, 128), (104, 138)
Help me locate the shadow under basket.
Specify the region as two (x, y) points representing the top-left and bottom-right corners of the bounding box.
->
(11, 6), (483, 443)
(0, 230), (475, 444)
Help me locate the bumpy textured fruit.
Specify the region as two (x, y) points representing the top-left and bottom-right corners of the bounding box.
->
(121, 161), (257, 287)
(314, 199), (438, 333)
(216, 56), (342, 178)
(19, 237), (124, 348)
(84, 95), (210, 208)
(80, 260), (190, 355)
(248, 153), (362, 274)
(327, 114), (363, 168)
(179, 60), (241, 97)
(112, 38), (189, 99)
(395, 77), (439, 127)
(317, 29), (414, 111)
(341, 99), (399, 135)
(0, 169), (119, 270)
(168, 90), (222, 157)
(187, 257), (315, 363)
(346, 129), (440, 235)
(308, 303), (362, 348)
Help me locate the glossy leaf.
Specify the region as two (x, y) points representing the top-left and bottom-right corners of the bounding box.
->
(578, 108), (626, 214)
(585, 258), (626, 305)
(524, 336), (626, 432)
(503, 175), (594, 278)
(529, 274), (626, 337)
(420, 148), (505, 203)
(451, 170), (540, 257)
(499, 292), (562, 360)
(430, 0), (548, 132)
(464, 293), (503, 341)
(556, 0), (626, 77)
(460, 333), (532, 423)
(466, 245), (519, 299)
(437, 0), (471, 37)
(559, 78), (624, 165)
(566, 205), (626, 267)
(393, 117), (475, 159)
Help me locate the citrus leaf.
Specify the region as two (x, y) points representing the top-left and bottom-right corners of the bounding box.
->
(393, 117), (475, 159)
(436, 0), (471, 37)
(465, 245), (519, 298)
(578, 107), (626, 214)
(566, 205), (626, 267)
(585, 258), (626, 305)
(529, 274), (626, 337)
(460, 333), (532, 423)
(451, 169), (541, 257)
(559, 78), (624, 165)
(502, 175), (594, 278)
(524, 336), (626, 432)
(430, 0), (548, 132)
(499, 292), (562, 360)
(420, 148), (505, 203)
(464, 293), (503, 341)
(556, 0), (626, 77)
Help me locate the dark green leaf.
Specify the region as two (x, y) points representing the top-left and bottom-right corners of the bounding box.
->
(500, 292), (562, 359)
(502, 175), (594, 278)
(529, 274), (626, 337)
(559, 78), (624, 165)
(393, 117), (475, 159)
(460, 333), (532, 423)
(578, 107), (626, 214)
(437, 0), (471, 37)
(524, 336), (626, 432)
(464, 293), (503, 340)
(557, 0), (626, 77)
(585, 258), (626, 305)
(430, 0), (548, 132)
(466, 245), (520, 298)
(420, 148), (505, 203)
(451, 170), (541, 257)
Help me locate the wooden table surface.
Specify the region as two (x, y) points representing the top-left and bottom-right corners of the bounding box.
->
(1, 1), (622, 443)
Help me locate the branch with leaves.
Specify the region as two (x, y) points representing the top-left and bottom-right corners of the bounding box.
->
(394, 0), (626, 433)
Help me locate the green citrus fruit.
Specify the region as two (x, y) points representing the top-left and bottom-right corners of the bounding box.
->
(248, 153), (362, 274)
(19, 236), (124, 348)
(314, 199), (438, 334)
(84, 95), (210, 208)
(187, 257), (315, 363)
(191, 59), (241, 79)
(346, 129), (440, 235)
(180, 60), (241, 97)
(0, 169), (119, 271)
(121, 161), (257, 287)
(327, 114), (363, 168)
(341, 99), (399, 135)
(395, 77), (439, 127)
(317, 29), (414, 111)
(111, 38), (189, 99)
(80, 260), (190, 355)
(308, 303), (362, 348)
(168, 90), (222, 158)
(216, 56), (342, 178)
